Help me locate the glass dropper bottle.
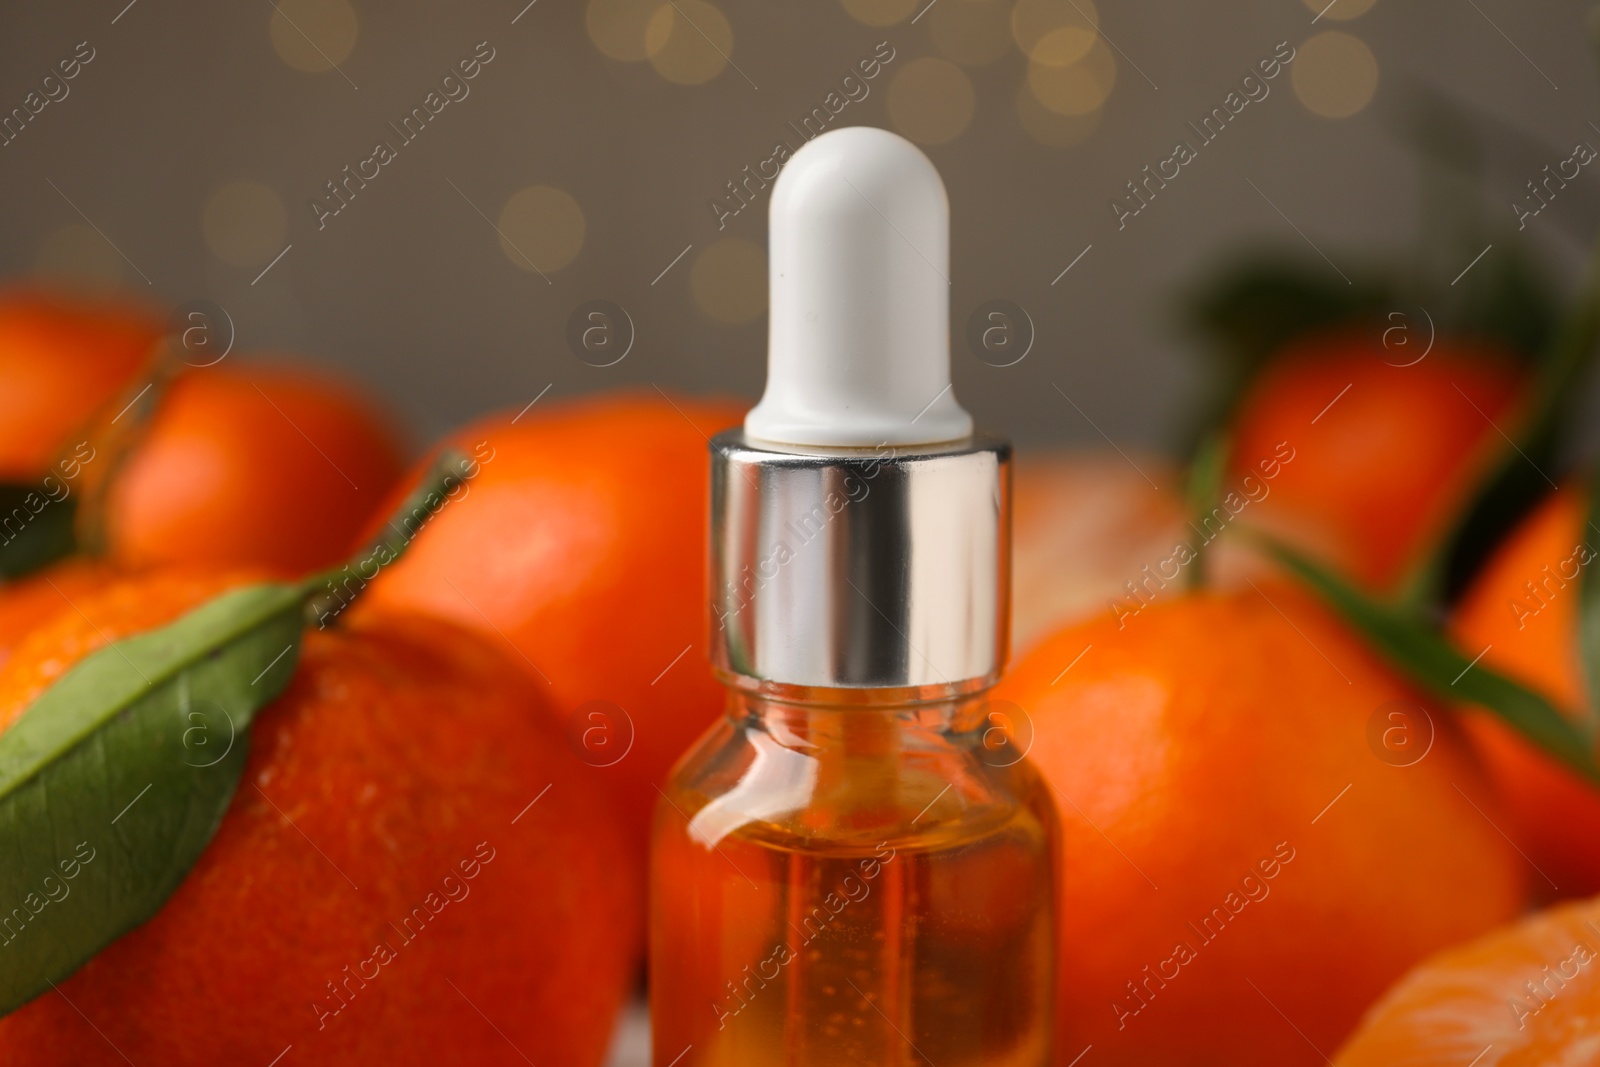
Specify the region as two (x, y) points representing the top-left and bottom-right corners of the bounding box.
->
(650, 126), (1058, 1067)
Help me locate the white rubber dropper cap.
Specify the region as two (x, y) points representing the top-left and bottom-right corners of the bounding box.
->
(745, 126), (974, 448)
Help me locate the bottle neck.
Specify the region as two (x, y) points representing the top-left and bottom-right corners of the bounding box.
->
(719, 673), (997, 739)
(701, 673), (1034, 848)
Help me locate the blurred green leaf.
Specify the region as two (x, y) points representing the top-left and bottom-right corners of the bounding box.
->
(1184, 254), (1392, 419)
(1441, 243), (1561, 362)
(0, 486), (78, 580)
(1423, 240), (1600, 605)
(1581, 471), (1600, 738)
(1188, 257), (1385, 366)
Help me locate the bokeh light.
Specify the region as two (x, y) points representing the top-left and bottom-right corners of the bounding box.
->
(1011, 0), (1098, 57)
(1015, 80), (1102, 147)
(1030, 24), (1097, 68)
(203, 181), (288, 267)
(888, 57), (977, 145)
(927, 0), (1013, 67)
(498, 186), (586, 274)
(1027, 36), (1116, 115)
(586, 0), (667, 62)
(33, 225), (123, 293)
(646, 0), (733, 84)
(841, 0), (920, 27)
(691, 239), (766, 324)
(1301, 0), (1378, 21)
(1292, 31), (1379, 118)
(269, 0), (358, 73)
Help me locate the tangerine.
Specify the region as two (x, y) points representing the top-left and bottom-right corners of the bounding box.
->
(352, 390), (747, 844)
(1010, 448), (1357, 654)
(104, 361), (406, 574)
(1335, 893), (1600, 1065)
(1451, 487), (1600, 895)
(992, 586), (1527, 1063)
(1228, 330), (1523, 589)
(0, 570), (641, 1066)
(0, 290), (160, 480)
(1011, 450), (1186, 653)
(0, 559), (111, 673)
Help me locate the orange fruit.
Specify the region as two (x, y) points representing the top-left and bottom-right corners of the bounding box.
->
(0, 567), (270, 729)
(1451, 488), (1600, 895)
(1229, 330), (1524, 589)
(0, 290), (160, 480)
(1011, 449), (1357, 654)
(0, 353), (405, 668)
(1335, 893), (1600, 1065)
(1011, 451), (1186, 654)
(0, 559), (112, 673)
(353, 390), (747, 845)
(0, 571), (640, 1066)
(104, 361), (406, 574)
(993, 586), (1527, 1064)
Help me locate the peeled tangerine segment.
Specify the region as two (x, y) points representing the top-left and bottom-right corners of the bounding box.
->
(1335, 893), (1600, 1064)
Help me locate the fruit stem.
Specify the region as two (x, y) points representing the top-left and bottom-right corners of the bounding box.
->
(71, 340), (188, 559)
(301, 449), (471, 629)
(1183, 430), (1230, 590)
(1263, 530), (1600, 787)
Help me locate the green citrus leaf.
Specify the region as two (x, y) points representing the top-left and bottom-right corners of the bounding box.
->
(1264, 537), (1600, 786)
(0, 581), (305, 1015)
(1185, 256), (1391, 376)
(0, 484), (78, 580)
(1421, 299), (1598, 606)
(0, 449), (467, 1018)
(1580, 473), (1600, 737)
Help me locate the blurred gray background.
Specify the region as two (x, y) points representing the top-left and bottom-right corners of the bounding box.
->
(0, 0), (1594, 452)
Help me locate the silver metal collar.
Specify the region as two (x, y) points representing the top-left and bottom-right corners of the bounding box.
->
(709, 430), (1010, 689)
